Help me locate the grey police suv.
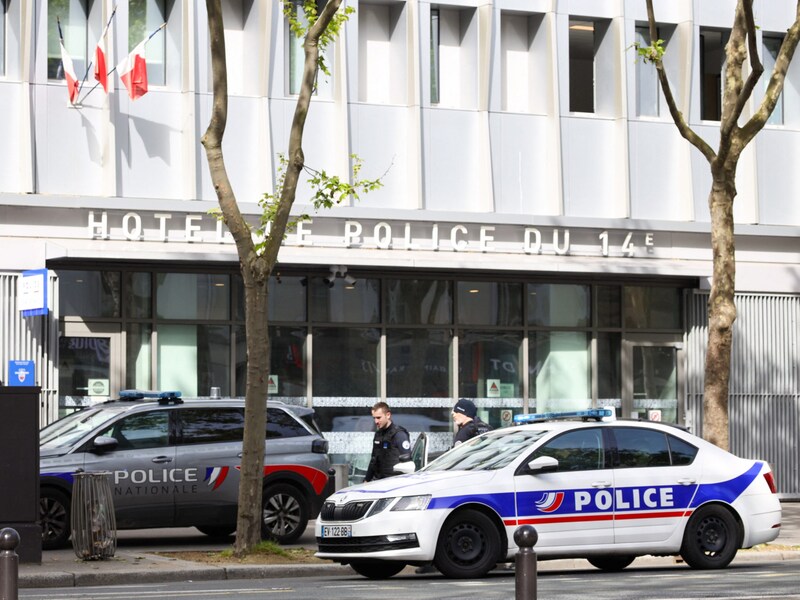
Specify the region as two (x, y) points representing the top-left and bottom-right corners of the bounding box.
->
(39, 391), (334, 549)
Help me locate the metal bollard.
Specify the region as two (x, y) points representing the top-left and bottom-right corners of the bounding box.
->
(0, 528), (19, 600)
(514, 525), (538, 600)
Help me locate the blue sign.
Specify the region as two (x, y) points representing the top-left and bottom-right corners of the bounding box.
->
(8, 361), (35, 386)
(20, 269), (49, 317)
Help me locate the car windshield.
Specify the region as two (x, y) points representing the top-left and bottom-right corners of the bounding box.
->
(424, 428), (549, 472)
(40, 406), (127, 450)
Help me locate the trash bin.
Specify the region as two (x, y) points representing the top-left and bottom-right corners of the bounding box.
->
(70, 472), (117, 560)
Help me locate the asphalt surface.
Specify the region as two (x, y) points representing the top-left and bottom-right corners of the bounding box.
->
(14, 501), (800, 589)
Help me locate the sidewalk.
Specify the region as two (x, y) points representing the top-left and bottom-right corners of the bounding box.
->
(17, 501), (800, 589)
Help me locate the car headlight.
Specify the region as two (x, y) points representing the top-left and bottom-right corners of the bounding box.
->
(367, 497), (395, 517)
(391, 495), (431, 511)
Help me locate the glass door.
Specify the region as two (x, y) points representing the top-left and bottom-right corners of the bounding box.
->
(58, 322), (122, 416)
(622, 335), (684, 424)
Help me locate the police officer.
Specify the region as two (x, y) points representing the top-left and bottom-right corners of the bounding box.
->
(452, 398), (492, 447)
(364, 402), (411, 482)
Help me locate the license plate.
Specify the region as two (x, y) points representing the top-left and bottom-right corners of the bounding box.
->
(322, 525), (352, 538)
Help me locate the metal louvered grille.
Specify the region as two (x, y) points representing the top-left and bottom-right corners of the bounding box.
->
(687, 291), (800, 497)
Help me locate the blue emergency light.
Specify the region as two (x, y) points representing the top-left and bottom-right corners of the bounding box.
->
(119, 389), (182, 402)
(513, 408), (614, 424)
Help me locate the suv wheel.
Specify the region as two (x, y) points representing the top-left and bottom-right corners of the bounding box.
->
(262, 483), (308, 544)
(41, 488), (71, 550)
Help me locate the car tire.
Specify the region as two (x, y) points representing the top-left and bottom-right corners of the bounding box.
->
(587, 555), (635, 571)
(196, 525), (236, 538)
(434, 509), (501, 579)
(350, 561), (406, 579)
(261, 483), (309, 544)
(680, 504), (740, 569)
(41, 488), (71, 550)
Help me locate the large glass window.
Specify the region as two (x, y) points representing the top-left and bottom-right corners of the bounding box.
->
(623, 286), (681, 329)
(387, 279), (451, 324)
(635, 24), (660, 117)
(569, 19), (594, 113)
(763, 34), (784, 125)
(128, 0), (166, 86)
(157, 324), (230, 396)
(458, 331), (521, 398)
(58, 270), (121, 318)
(700, 29), (727, 121)
(529, 331), (590, 412)
(595, 285), (621, 327)
(387, 329), (451, 397)
(287, 0), (308, 95)
(268, 326), (307, 397)
(48, 0), (88, 80)
(312, 327), (380, 396)
(597, 332), (621, 408)
(527, 283), (590, 327)
(156, 273), (230, 320)
(457, 281), (522, 326)
(0, 0), (6, 77)
(310, 276), (379, 323)
(124, 272), (152, 318)
(126, 323), (152, 389)
(430, 8), (440, 104)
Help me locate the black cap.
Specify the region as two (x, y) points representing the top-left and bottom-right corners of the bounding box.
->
(453, 398), (477, 418)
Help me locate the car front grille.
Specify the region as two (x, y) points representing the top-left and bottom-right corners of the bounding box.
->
(317, 534), (419, 554)
(320, 500), (374, 522)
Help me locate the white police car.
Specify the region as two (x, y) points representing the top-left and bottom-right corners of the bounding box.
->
(315, 409), (782, 579)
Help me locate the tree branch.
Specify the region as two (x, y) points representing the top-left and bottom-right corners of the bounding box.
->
(646, 0), (716, 162)
(740, 3), (800, 145)
(263, 0), (343, 268)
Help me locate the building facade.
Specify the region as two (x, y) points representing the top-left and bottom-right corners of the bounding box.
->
(0, 0), (798, 495)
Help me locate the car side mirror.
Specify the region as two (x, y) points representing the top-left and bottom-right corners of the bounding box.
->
(393, 461), (416, 475)
(91, 435), (119, 453)
(526, 455), (558, 473)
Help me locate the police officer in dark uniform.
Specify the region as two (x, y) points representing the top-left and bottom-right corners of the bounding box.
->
(364, 401), (411, 482)
(452, 398), (492, 447)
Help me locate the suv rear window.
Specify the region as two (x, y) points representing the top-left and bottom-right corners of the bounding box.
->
(178, 408), (245, 444)
(267, 407), (311, 438)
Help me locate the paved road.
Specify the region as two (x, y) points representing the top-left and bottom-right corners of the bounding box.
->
(18, 561), (800, 599)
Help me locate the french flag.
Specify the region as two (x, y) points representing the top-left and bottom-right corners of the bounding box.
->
(117, 41), (148, 100)
(59, 41), (79, 104)
(93, 21), (112, 93)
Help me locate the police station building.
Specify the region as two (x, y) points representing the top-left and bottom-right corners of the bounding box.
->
(0, 1), (798, 495)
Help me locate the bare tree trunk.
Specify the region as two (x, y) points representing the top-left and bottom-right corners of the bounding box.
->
(702, 170), (737, 451)
(202, 0), (345, 555)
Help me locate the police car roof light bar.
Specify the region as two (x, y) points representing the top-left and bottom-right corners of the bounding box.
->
(119, 389), (183, 404)
(513, 408), (614, 424)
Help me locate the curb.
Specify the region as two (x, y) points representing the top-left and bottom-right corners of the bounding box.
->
(19, 551), (800, 589)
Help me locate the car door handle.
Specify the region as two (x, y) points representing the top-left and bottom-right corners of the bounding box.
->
(151, 456), (173, 464)
(677, 478), (696, 486)
(592, 481), (612, 488)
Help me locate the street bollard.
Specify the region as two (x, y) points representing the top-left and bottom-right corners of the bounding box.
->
(0, 528), (19, 600)
(514, 525), (538, 600)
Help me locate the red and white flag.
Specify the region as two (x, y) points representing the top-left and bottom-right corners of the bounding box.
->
(59, 41), (80, 104)
(117, 41), (148, 100)
(93, 21), (112, 93)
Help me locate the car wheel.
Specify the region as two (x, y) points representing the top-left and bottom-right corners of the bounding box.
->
(434, 509), (501, 578)
(261, 483), (309, 544)
(680, 504), (740, 569)
(350, 561), (406, 579)
(41, 488), (71, 550)
(587, 555), (635, 571)
(196, 525), (236, 538)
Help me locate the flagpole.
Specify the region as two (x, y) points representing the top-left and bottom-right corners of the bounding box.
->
(76, 4), (119, 104)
